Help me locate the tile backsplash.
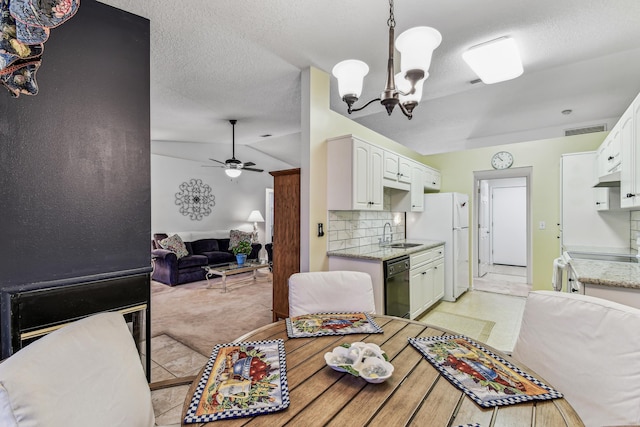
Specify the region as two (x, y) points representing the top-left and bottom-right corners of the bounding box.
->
(328, 190), (406, 251)
(632, 210), (640, 252)
(328, 210), (405, 251)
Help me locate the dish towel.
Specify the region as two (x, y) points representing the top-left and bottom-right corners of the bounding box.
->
(551, 257), (566, 291)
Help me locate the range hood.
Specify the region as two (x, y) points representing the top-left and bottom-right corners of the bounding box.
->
(593, 171), (621, 187)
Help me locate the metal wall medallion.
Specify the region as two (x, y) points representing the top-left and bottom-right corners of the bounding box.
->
(175, 179), (215, 221)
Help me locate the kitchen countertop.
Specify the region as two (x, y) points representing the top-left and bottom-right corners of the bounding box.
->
(569, 258), (640, 289)
(326, 239), (445, 261)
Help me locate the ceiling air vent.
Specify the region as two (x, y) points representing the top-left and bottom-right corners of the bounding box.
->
(564, 124), (607, 136)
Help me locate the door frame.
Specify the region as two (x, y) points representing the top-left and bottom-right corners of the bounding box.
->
(472, 167), (532, 285)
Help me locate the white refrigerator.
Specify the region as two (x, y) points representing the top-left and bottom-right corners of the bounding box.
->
(406, 193), (470, 302)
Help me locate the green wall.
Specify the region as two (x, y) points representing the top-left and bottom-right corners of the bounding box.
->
(423, 133), (605, 290)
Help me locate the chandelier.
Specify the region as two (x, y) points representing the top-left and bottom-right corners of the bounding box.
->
(332, 0), (441, 120)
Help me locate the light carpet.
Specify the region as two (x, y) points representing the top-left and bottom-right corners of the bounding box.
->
(150, 270), (273, 357)
(418, 311), (495, 342)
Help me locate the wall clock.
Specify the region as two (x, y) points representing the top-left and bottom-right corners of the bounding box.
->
(491, 151), (514, 169)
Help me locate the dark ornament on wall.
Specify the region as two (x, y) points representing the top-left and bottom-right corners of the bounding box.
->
(175, 179), (215, 221)
(1, 0), (80, 97)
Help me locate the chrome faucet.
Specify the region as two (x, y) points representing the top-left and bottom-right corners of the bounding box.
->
(380, 222), (393, 246)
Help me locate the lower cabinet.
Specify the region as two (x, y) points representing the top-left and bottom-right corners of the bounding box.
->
(409, 245), (444, 319)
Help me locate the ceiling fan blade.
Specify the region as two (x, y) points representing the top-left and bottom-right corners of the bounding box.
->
(202, 165), (224, 168)
(209, 158), (226, 165)
(243, 161), (256, 167)
(243, 167), (264, 173)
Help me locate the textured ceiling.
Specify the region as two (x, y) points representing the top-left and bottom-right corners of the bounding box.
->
(99, 0), (640, 164)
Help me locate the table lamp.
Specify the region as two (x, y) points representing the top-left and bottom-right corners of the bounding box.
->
(247, 210), (265, 242)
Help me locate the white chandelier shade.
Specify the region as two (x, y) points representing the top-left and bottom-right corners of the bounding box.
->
(395, 26), (442, 77)
(332, 59), (370, 99)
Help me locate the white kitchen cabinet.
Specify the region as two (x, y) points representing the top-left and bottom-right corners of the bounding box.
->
(620, 103), (637, 208)
(424, 166), (441, 191)
(594, 187), (621, 211)
(382, 150), (411, 190)
(584, 283), (640, 310)
(408, 245), (445, 319)
(383, 150), (399, 181)
(327, 135), (384, 210)
(596, 127), (622, 179)
(409, 162), (425, 212)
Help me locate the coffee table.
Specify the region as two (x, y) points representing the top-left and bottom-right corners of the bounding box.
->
(201, 261), (268, 292)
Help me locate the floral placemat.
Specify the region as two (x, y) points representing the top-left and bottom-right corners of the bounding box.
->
(409, 335), (562, 408)
(184, 339), (289, 423)
(286, 312), (383, 338)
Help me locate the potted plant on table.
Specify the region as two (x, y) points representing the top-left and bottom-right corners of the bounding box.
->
(232, 240), (252, 265)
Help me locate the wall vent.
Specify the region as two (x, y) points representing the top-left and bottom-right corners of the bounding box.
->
(564, 124), (607, 136)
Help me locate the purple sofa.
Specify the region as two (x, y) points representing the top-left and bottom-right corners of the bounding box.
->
(151, 233), (261, 286)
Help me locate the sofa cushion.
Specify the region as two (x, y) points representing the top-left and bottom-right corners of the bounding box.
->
(229, 230), (252, 250)
(177, 254), (208, 268)
(159, 234), (189, 259)
(202, 251), (235, 265)
(191, 239), (220, 254)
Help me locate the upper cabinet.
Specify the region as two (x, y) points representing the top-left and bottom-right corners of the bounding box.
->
(383, 150), (412, 189)
(595, 91), (640, 209)
(328, 135), (439, 212)
(621, 99), (639, 208)
(328, 135), (384, 210)
(424, 166), (441, 191)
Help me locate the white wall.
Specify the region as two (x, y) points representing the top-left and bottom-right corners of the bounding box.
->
(151, 140), (293, 245)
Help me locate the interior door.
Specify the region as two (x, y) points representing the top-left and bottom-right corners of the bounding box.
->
(492, 186), (526, 266)
(478, 181), (490, 277)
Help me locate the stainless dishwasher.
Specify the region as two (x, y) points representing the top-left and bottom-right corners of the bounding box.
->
(384, 255), (410, 318)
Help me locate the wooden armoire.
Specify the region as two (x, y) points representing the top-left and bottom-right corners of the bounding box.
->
(269, 168), (301, 321)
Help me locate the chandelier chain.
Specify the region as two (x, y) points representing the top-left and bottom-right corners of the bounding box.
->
(387, 0), (395, 28)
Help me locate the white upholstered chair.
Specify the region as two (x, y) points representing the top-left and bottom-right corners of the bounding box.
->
(288, 270), (376, 317)
(0, 312), (186, 427)
(512, 290), (640, 427)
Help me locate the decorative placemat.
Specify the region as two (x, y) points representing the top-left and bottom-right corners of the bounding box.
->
(409, 335), (562, 408)
(184, 339), (289, 423)
(286, 312), (383, 338)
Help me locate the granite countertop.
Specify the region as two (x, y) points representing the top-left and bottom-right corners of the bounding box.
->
(569, 258), (640, 289)
(326, 239), (445, 261)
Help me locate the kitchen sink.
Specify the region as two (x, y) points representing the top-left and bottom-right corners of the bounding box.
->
(386, 243), (423, 249)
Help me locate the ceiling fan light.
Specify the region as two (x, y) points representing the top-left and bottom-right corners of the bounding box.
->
(396, 26), (442, 76)
(225, 168), (242, 178)
(332, 59), (369, 99)
(462, 36), (523, 84)
(395, 72), (426, 105)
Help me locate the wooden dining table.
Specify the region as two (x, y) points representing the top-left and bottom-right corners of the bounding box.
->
(181, 315), (584, 426)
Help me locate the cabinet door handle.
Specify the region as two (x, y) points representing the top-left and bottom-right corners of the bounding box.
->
(607, 156), (614, 161)
(422, 271), (427, 275)
(626, 193), (636, 198)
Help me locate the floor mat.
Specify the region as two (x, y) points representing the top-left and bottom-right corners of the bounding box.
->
(418, 311), (495, 342)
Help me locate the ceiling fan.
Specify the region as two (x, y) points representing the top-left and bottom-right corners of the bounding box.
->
(206, 120), (264, 177)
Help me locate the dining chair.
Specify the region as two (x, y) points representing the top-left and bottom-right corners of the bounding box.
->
(288, 270), (376, 317)
(512, 290), (640, 427)
(0, 312), (191, 427)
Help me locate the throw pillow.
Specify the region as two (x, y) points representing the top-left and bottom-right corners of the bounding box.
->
(229, 229), (252, 251)
(159, 234), (189, 259)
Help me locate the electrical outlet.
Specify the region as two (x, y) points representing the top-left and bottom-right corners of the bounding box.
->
(539, 221), (546, 230)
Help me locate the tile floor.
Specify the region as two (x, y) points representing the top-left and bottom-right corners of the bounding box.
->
(148, 285), (527, 424)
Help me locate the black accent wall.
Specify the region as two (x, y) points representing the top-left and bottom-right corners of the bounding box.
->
(0, 0), (151, 288)
(0, 1), (151, 286)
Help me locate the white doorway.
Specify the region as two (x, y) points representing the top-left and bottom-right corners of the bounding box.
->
(265, 188), (274, 244)
(472, 168), (532, 296)
(491, 184), (527, 266)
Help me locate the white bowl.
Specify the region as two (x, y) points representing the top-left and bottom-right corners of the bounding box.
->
(324, 342), (393, 383)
